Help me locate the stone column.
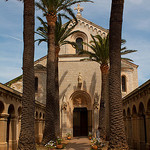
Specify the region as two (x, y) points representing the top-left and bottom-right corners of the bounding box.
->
(136, 116), (141, 150)
(8, 115), (17, 150)
(131, 115), (138, 149)
(17, 117), (21, 142)
(0, 114), (9, 150)
(38, 119), (44, 143)
(61, 102), (67, 137)
(126, 116), (132, 146)
(145, 113), (150, 149)
(138, 115), (146, 150)
(93, 102), (99, 137)
(35, 118), (39, 143)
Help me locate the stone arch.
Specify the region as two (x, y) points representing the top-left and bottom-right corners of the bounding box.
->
(67, 90), (93, 137)
(127, 107), (131, 117)
(39, 112), (42, 119)
(122, 75), (127, 92)
(132, 105), (137, 116)
(35, 111), (38, 119)
(71, 31), (88, 52)
(147, 99), (150, 113)
(123, 109), (126, 117)
(138, 102), (147, 145)
(126, 107), (132, 145)
(0, 101), (4, 113)
(138, 102), (145, 115)
(18, 106), (22, 117)
(7, 104), (16, 149)
(70, 90), (92, 110)
(8, 104), (15, 115)
(43, 113), (45, 119)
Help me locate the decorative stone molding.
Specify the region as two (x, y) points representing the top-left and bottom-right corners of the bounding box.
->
(78, 72), (82, 88)
(62, 95), (67, 110)
(93, 95), (99, 110)
(62, 102), (67, 111)
(93, 102), (99, 110)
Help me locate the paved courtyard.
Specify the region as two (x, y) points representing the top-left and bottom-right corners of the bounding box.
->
(64, 137), (91, 150)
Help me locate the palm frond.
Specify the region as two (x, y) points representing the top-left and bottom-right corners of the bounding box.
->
(121, 50), (137, 55)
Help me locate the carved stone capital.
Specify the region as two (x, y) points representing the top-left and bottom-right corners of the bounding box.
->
(93, 102), (99, 110)
(62, 102), (67, 111)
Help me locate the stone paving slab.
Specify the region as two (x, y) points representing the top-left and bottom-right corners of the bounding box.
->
(64, 137), (91, 150)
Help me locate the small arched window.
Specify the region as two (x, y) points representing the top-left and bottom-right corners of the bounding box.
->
(76, 37), (83, 53)
(122, 75), (126, 92)
(35, 77), (38, 93)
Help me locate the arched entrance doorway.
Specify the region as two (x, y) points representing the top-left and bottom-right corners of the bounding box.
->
(73, 107), (88, 136)
(70, 90), (92, 137)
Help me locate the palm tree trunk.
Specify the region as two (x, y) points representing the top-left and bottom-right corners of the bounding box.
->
(42, 14), (59, 144)
(108, 0), (128, 149)
(99, 64), (109, 140)
(55, 46), (60, 135)
(17, 0), (36, 149)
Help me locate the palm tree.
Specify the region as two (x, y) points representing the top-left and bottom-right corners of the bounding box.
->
(17, 0), (36, 149)
(35, 0), (92, 141)
(79, 34), (109, 140)
(79, 34), (137, 141)
(35, 15), (79, 107)
(121, 39), (137, 62)
(108, 0), (128, 149)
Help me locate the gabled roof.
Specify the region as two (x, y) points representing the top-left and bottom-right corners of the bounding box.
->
(0, 82), (22, 98)
(76, 15), (109, 33)
(122, 79), (150, 103)
(121, 59), (138, 68)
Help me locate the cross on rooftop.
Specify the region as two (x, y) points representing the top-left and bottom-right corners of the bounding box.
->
(74, 4), (84, 16)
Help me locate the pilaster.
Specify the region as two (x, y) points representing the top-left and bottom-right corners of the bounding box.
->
(0, 113), (9, 150)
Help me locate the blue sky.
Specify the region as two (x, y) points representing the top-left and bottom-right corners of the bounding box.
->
(0, 0), (150, 86)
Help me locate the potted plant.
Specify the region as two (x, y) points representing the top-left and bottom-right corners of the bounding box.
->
(66, 132), (72, 140)
(88, 131), (92, 140)
(91, 138), (105, 150)
(45, 140), (56, 150)
(56, 137), (63, 149)
(91, 138), (97, 149)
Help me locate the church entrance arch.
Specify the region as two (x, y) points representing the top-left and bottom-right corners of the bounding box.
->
(70, 90), (92, 137)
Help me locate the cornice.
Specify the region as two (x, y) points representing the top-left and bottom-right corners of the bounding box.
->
(122, 79), (150, 105)
(76, 15), (109, 34)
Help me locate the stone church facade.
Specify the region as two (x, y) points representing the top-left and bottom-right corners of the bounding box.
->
(1, 5), (147, 150)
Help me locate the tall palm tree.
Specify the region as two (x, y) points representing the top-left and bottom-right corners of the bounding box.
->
(108, 0), (128, 149)
(35, 0), (93, 141)
(79, 34), (109, 140)
(79, 34), (137, 141)
(35, 15), (79, 110)
(17, 0), (36, 149)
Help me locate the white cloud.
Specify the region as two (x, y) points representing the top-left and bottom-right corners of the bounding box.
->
(1, 34), (23, 42)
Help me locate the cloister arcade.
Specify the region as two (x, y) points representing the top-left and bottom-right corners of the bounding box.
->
(1, 79), (150, 150)
(123, 80), (150, 150)
(0, 83), (45, 150)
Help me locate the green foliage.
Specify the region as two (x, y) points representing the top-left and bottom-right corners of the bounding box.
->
(35, 0), (93, 20)
(56, 137), (62, 145)
(79, 34), (137, 64)
(35, 14), (79, 48)
(79, 34), (109, 65)
(66, 132), (72, 137)
(121, 39), (137, 62)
